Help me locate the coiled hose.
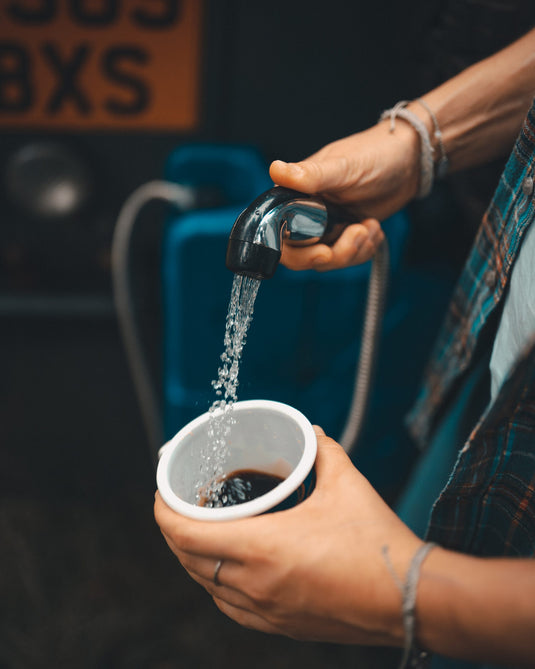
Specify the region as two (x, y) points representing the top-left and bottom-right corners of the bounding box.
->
(339, 240), (389, 454)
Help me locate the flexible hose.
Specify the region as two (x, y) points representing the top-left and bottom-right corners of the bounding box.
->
(111, 181), (197, 465)
(339, 240), (389, 454)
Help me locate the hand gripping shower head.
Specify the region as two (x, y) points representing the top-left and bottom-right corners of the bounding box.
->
(225, 186), (346, 279)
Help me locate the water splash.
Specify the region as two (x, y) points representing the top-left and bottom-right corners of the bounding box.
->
(196, 274), (261, 505)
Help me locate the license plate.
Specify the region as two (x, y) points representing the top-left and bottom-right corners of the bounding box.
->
(0, 0), (202, 131)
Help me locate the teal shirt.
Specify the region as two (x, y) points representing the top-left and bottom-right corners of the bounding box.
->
(400, 100), (535, 669)
(406, 97), (535, 558)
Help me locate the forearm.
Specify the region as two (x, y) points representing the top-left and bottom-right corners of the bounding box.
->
(410, 28), (535, 174)
(416, 547), (535, 666)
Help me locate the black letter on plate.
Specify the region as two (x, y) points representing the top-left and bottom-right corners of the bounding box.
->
(103, 47), (150, 115)
(132, 0), (181, 28)
(0, 43), (33, 111)
(7, 0), (56, 24)
(42, 43), (91, 114)
(70, 0), (118, 26)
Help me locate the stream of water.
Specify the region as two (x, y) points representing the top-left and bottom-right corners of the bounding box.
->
(195, 274), (261, 505)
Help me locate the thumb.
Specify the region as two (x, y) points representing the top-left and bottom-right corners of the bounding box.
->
(270, 158), (347, 195)
(312, 425), (354, 483)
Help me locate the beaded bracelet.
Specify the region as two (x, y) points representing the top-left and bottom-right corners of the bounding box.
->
(381, 542), (436, 669)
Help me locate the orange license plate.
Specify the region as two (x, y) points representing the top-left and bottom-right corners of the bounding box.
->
(0, 0), (203, 131)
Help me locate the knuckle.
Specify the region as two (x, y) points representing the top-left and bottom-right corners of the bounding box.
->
(247, 581), (275, 609)
(245, 564), (280, 609)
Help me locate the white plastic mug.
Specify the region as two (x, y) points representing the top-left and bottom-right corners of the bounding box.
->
(156, 399), (317, 521)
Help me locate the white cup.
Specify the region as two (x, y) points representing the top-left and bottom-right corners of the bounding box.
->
(156, 399), (317, 521)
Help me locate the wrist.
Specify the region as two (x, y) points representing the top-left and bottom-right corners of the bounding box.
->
(375, 115), (421, 204)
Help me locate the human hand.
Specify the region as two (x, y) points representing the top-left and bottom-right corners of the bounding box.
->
(270, 120), (420, 271)
(154, 427), (422, 646)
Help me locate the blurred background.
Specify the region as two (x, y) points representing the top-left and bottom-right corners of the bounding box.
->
(0, 1), (533, 667)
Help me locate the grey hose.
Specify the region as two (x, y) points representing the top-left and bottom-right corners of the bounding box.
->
(111, 180), (197, 464)
(339, 240), (389, 454)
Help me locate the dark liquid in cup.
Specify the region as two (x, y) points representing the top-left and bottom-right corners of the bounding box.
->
(200, 469), (284, 508)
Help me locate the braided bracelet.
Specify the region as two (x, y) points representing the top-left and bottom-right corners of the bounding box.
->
(382, 542), (436, 669)
(416, 98), (449, 179)
(379, 101), (434, 199)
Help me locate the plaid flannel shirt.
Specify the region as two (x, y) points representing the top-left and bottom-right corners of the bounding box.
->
(406, 97), (535, 557)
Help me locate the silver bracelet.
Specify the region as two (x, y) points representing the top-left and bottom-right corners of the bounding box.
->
(416, 98), (449, 179)
(379, 101), (434, 199)
(382, 542), (436, 669)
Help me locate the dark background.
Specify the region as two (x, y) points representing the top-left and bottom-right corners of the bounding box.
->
(1, 1), (534, 667)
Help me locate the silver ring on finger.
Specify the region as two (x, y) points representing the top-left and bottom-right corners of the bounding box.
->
(213, 559), (223, 586)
